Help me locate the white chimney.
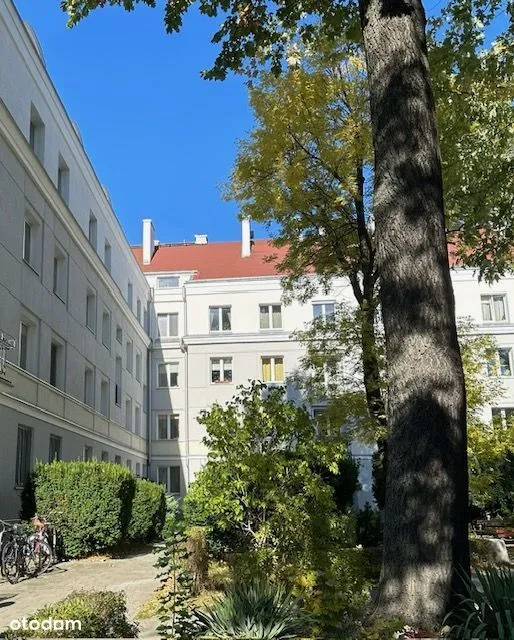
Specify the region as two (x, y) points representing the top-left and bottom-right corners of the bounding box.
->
(241, 218), (252, 258)
(194, 234), (208, 245)
(142, 219), (155, 265)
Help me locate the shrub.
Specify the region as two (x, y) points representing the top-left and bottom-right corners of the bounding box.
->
(186, 526), (209, 594)
(196, 580), (310, 639)
(443, 566), (514, 638)
(4, 590), (138, 638)
(356, 503), (382, 547)
(128, 479), (166, 542)
(23, 461), (136, 558)
(162, 494), (182, 540)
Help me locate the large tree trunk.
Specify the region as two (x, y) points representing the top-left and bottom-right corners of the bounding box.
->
(359, 0), (470, 628)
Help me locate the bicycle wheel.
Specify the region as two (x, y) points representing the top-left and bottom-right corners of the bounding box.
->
(1, 540), (20, 584)
(34, 539), (53, 574)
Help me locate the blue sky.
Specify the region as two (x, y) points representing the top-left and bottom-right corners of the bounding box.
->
(14, 0), (259, 246)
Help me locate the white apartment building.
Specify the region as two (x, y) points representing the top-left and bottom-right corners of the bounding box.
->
(0, 0), (150, 517)
(1, 0), (513, 518)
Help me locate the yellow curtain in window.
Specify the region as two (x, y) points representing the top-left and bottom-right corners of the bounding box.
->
(275, 358), (284, 381)
(262, 358), (271, 381)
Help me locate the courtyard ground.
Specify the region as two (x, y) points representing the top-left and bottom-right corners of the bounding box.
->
(0, 548), (160, 638)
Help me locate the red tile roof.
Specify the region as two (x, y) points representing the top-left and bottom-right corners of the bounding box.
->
(131, 239), (290, 280)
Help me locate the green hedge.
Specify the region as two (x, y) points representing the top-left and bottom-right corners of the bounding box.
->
(26, 461), (136, 558)
(128, 478), (166, 542)
(4, 590), (138, 638)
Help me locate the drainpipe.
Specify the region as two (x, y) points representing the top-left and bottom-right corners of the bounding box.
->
(146, 293), (153, 479)
(182, 283), (190, 489)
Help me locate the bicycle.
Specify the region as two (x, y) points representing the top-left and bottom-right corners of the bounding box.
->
(1, 522), (52, 583)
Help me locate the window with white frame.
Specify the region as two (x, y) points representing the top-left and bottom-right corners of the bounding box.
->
(102, 309), (111, 349)
(488, 348), (513, 377)
(157, 276), (180, 288)
(15, 425), (32, 487)
(86, 288), (96, 332)
(84, 365), (95, 408)
(50, 338), (65, 390)
(136, 462), (141, 477)
(23, 211), (42, 272)
(126, 459), (132, 470)
(481, 294), (508, 323)
(104, 241), (111, 273)
(135, 351), (142, 382)
(116, 325), (123, 344)
(100, 378), (110, 418)
(53, 245), (68, 302)
(115, 357), (122, 406)
(19, 314), (38, 375)
(157, 414), (179, 440)
(158, 466), (181, 494)
(136, 299), (142, 323)
(49, 435), (61, 462)
(57, 154), (69, 204)
(313, 302), (335, 320)
(210, 306), (231, 332)
(259, 304), (282, 329)
(125, 396), (133, 430)
(261, 356), (285, 383)
(83, 446), (93, 462)
(23, 219), (32, 264)
(127, 282), (133, 310)
(157, 313), (179, 338)
(158, 362), (179, 388)
(29, 104), (45, 162)
(126, 340), (133, 373)
(88, 212), (97, 250)
(492, 407), (514, 428)
(135, 404), (141, 436)
(210, 357), (233, 383)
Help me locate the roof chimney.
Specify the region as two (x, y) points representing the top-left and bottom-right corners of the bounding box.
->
(194, 234), (208, 245)
(241, 218), (252, 258)
(142, 219), (155, 265)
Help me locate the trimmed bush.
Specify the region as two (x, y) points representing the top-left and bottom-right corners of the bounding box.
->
(24, 461), (136, 558)
(4, 590), (138, 638)
(128, 479), (166, 542)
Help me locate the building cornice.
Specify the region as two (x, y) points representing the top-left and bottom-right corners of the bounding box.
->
(182, 331), (295, 346)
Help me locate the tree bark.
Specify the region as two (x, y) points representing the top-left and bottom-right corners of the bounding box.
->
(359, 0), (470, 628)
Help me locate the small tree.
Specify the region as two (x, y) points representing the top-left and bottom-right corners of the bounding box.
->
(183, 381), (352, 576)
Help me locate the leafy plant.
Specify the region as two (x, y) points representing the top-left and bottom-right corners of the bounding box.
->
(443, 567), (514, 639)
(155, 517), (200, 639)
(128, 478), (166, 542)
(196, 580), (310, 639)
(4, 590), (138, 638)
(356, 504), (382, 548)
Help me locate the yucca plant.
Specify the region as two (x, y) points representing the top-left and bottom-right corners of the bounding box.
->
(443, 566), (514, 639)
(196, 580), (310, 639)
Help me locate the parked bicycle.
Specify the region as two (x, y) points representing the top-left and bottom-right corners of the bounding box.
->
(0, 517), (54, 583)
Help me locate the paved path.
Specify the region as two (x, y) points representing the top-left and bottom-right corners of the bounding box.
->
(0, 549), (161, 638)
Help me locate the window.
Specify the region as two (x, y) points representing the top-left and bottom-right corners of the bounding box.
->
(102, 310), (111, 349)
(49, 435), (61, 462)
(136, 299), (142, 323)
(84, 366), (95, 408)
(158, 362), (179, 388)
(481, 294), (508, 323)
(100, 378), (110, 418)
(136, 351), (142, 382)
(157, 276), (180, 288)
(23, 210), (42, 272)
(116, 325), (123, 344)
(126, 340), (133, 373)
(15, 426), (32, 487)
(88, 212), (97, 250)
(211, 357), (233, 383)
(261, 356), (285, 383)
(135, 404), (141, 436)
(492, 407), (514, 428)
(157, 313), (178, 338)
(144, 308), (149, 332)
(114, 455), (121, 465)
(210, 306), (231, 332)
(259, 304), (282, 329)
(125, 397), (133, 430)
(23, 220), (32, 264)
(158, 466), (181, 494)
(83, 446), (93, 462)
(115, 357), (122, 406)
(127, 282), (133, 310)
(29, 104), (45, 162)
(313, 302), (335, 320)
(19, 322), (29, 371)
(126, 459), (132, 470)
(50, 339), (65, 390)
(157, 414), (179, 440)
(489, 348), (513, 377)
(101, 451), (109, 462)
(136, 462), (141, 477)
(53, 245), (68, 302)
(104, 241), (111, 273)
(86, 289), (96, 332)
(57, 154), (69, 204)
